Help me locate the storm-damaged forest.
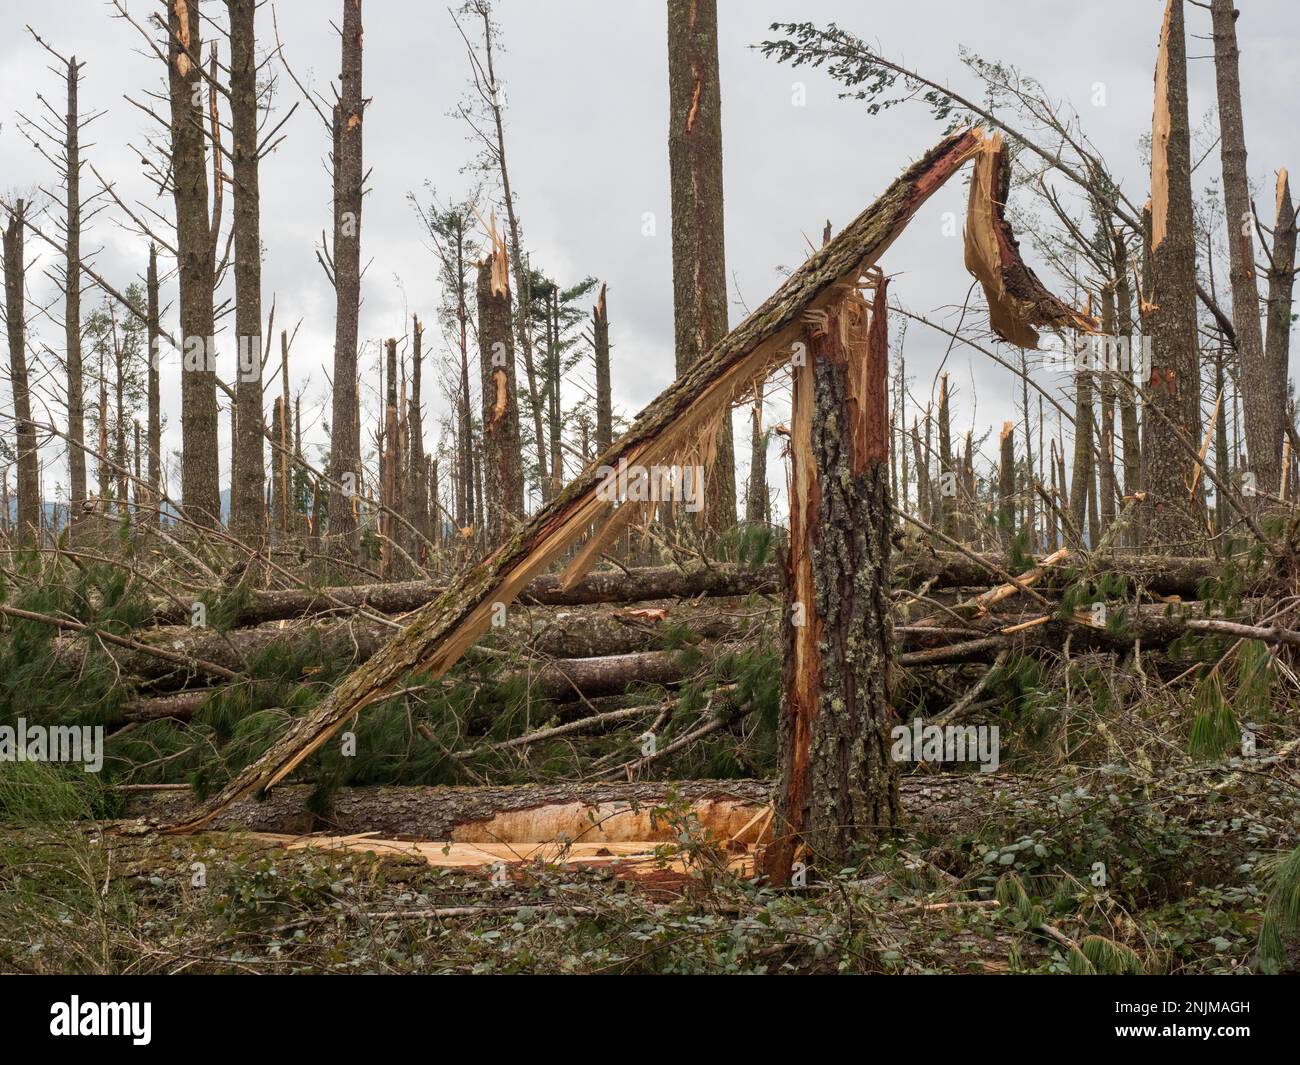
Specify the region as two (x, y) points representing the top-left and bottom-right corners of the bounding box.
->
(0, 0), (1298, 981)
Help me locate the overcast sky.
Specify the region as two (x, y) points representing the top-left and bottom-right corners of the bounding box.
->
(2, 0), (1296, 516)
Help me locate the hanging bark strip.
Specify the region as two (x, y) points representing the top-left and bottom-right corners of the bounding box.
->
(765, 274), (898, 884)
(964, 132), (1099, 348)
(162, 129), (984, 833)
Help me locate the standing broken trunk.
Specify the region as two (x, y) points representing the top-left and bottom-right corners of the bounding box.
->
(477, 234), (524, 544)
(766, 275), (900, 885)
(3, 202), (40, 545)
(1141, 0), (1205, 547)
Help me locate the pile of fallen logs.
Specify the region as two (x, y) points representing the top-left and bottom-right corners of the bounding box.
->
(79, 546), (1286, 738)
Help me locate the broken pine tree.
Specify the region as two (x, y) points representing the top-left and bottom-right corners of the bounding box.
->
(164, 126), (1093, 836)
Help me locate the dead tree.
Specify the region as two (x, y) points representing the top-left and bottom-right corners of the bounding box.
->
(406, 315), (430, 544)
(1142, 0), (1204, 545)
(767, 276), (899, 883)
(3, 202), (40, 544)
(145, 244), (161, 523)
(667, 0), (736, 536)
(167, 0), (221, 526)
(326, 0), (365, 562)
(1209, 0), (1275, 496)
(593, 283), (612, 456)
(1264, 171), (1296, 451)
(227, 0), (266, 549)
(477, 234), (524, 542)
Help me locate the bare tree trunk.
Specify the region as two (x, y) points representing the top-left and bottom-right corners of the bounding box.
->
(167, 0), (220, 526)
(998, 421), (1016, 548)
(380, 337), (400, 577)
(146, 244), (161, 525)
(62, 55), (88, 533)
(667, 0), (735, 536)
(767, 280), (898, 885)
(1113, 230), (1141, 509)
(593, 283), (612, 456)
(745, 380), (768, 524)
(406, 315), (429, 545)
(1098, 282), (1118, 529)
(1264, 171), (1296, 448)
(477, 243), (524, 543)
(1210, 0), (1275, 495)
(327, 0), (364, 563)
(227, 0), (266, 551)
(1142, 0), (1204, 546)
(3, 203), (40, 544)
(937, 373), (956, 539)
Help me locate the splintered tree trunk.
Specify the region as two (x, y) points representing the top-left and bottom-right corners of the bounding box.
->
(227, 0), (266, 550)
(1210, 0), (1275, 496)
(478, 244), (524, 542)
(327, 0), (364, 563)
(63, 56), (87, 533)
(937, 373), (956, 539)
(1142, 0), (1204, 546)
(3, 204), (40, 544)
(667, 0), (735, 535)
(766, 278), (899, 885)
(998, 421), (1016, 548)
(593, 284), (612, 456)
(165, 129), (986, 832)
(380, 337), (400, 577)
(1264, 171), (1296, 446)
(167, 0), (220, 526)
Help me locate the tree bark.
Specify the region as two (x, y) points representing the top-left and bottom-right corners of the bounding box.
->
(1210, 0), (1275, 495)
(1264, 170), (1296, 457)
(1142, 0), (1204, 546)
(167, 0), (221, 526)
(593, 284), (612, 456)
(768, 281), (899, 884)
(667, 0), (736, 536)
(406, 315), (429, 543)
(3, 202), (40, 544)
(227, 0), (266, 551)
(63, 56), (88, 532)
(146, 244), (162, 524)
(477, 244), (524, 542)
(326, 0), (365, 563)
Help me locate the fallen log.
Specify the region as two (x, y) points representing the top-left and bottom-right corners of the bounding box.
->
(144, 562), (782, 627)
(142, 550), (1238, 630)
(62, 598), (767, 687)
(123, 775), (1027, 840)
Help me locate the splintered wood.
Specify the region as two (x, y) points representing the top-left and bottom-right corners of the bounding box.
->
(256, 797), (773, 879)
(964, 132), (1099, 347)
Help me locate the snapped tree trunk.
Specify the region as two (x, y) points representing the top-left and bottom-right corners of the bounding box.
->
(766, 278), (899, 885)
(477, 238), (524, 542)
(667, 0), (735, 536)
(1264, 170), (1296, 461)
(593, 283), (612, 456)
(146, 244), (161, 524)
(1141, 0), (1204, 546)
